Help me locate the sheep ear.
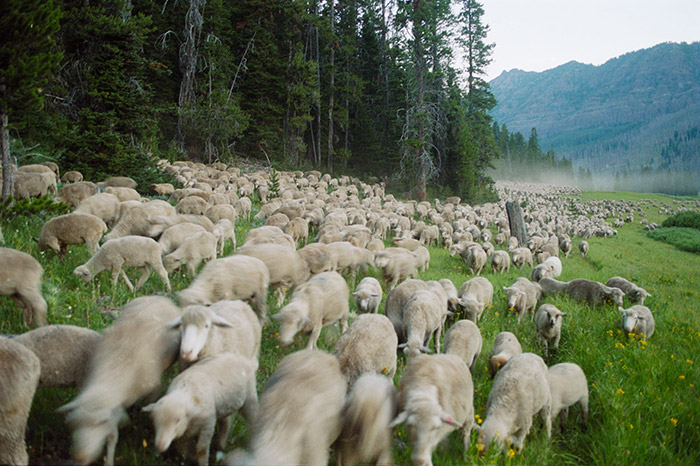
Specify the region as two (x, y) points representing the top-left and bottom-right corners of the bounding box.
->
(167, 316), (183, 329)
(371, 293), (380, 298)
(618, 307), (626, 314)
(352, 291), (359, 296)
(271, 313), (282, 321)
(397, 343), (408, 349)
(211, 314), (234, 328)
(389, 411), (409, 428)
(57, 398), (80, 414)
(142, 402), (158, 413)
(559, 312), (567, 317)
(440, 411), (461, 427)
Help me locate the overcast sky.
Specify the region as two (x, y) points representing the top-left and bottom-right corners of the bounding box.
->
(482, 0), (700, 81)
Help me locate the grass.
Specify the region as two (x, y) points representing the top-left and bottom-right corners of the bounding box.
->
(647, 227), (700, 254)
(2, 188), (700, 465)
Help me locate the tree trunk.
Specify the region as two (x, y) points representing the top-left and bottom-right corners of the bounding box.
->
(327, 0), (335, 174)
(1, 112), (12, 200)
(413, 0), (426, 198)
(506, 201), (529, 246)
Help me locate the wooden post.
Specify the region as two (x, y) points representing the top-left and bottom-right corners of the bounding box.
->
(506, 201), (528, 247)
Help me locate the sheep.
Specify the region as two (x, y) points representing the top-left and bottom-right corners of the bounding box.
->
(503, 277), (542, 321)
(606, 276), (652, 305)
(439, 278), (460, 314)
(0, 247), (48, 327)
(102, 200), (177, 242)
(12, 325), (102, 388)
(143, 353), (259, 466)
(478, 353), (551, 453)
(390, 353), (474, 466)
(205, 203), (237, 225)
(444, 319), (482, 373)
(13, 171), (57, 199)
(619, 305), (655, 339)
(274, 271), (349, 350)
(336, 374), (397, 466)
(151, 182), (175, 195)
(39, 213), (107, 256)
(61, 170), (83, 183)
(559, 237), (573, 258)
(224, 350), (346, 466)
(58, 296), (181, 466)
(233, 196), (252, 220)
(548, 362), (589, 432)
(158, 222), (208, 255)
(564, 279), (625, 307)
(177, 195), (210, 216)
(461, 244), (487, 275)
(392, 236), (421, 251)
(97, 176), (137, 189)
(399, 289), (448, 359)
(177, 255), (270, 323)
(73, 235), (171, 293)
(458, 277), (494, 323)
(163, 231), (218, 276)
(103, 186), (141, 202)
(284, 216), (309, 247)
(353, 277), (383, 314)
(491, 250), (511, 274)
(0, 337), (41, 466)
(242, 225), (295, 250)
(419, 225), (439, 247)
(298, 242), (333, 274)
(212, 219), (236, 255)
(538, 277), (569, 296)
(511, 247), (534, 269)
(411, 245), (431, 272)
(579, 240), (589, 257)
(385, 279), (429, 339)
(327, 241), (375, 281)
(531, 256), (563, 282)
(56, 181), (98, 207)
(489, 331), (522, 377)
(374, 248), (419, 290)
(534, 304), (567, 357)
(236, 243), (310, 306)
(74, 192), (121, 228)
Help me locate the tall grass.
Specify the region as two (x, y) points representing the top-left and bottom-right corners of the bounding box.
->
(1, 189), (699, 465)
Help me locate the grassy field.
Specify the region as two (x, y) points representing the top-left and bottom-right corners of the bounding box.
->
(1, 189), (699, 466)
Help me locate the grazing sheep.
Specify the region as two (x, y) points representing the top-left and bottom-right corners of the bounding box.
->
(39, 213), (107, 256)
(411, 245), (431, 272)
(143, 353), (259, 466)
(73, 235), (171, 293)
(284, 216), (309, 247)
(0, 337), (41, 466)
(489, 331), (522, 377)
(579, 240), (589, 257)
(385, 279), (429, 339)
(61, 170), (83, 183)
(212, 219), (236, 255)
(619, 305), (655, 339)
(606, 277), (652, 305)
(177, 196), (210, 216)
(103, 186), (141, 202)
(534, 304), (567, 357)
(151, 183), (175, 195)
(233, 197), (252, 220)
(242, 225), (296, 250)
(399, 289), (448, 359)
(538, 277), (569, 296)
(392, 236), (421, 251)
(478, 353), (551, 453)
(224, 350), (346, 466)
(419, 225), (439, 247)
(58, 296), (181, 466)
(274, 271), (349, 350)
(461, 245), (487, 275)
(177, 255), (270, 323)
(390, 354), (474, 466)
(374, 248), (419, 290)
(0, 247), (48, 327)
(439, 278), (460, 314)
(158, 222), (208, 255)
(97, 176), (137, 189)
(559, 237), (573, 258)
(332, 313), (397, 388)
(511, 247), (534, 269)
(444, 319), (482, 373)
(102, 200), (177, 242)
(74, 193), (121, 228)
(503, 277), (542, 321)
(12, 325), (102, 388)
(336, 374), (397, 466)
(13, 171), (57, 199)
(491, 250), (511, 274)
(531, 256), (563, 282)
(163, 231), (218, 275)
(353, 277), (383, 314)
(565, 279), (625, 307)
(458, 277), (494, 323)
(298, 243), (333, 274)
(548, 362), (589, 432)
(56, 181), (97, 207)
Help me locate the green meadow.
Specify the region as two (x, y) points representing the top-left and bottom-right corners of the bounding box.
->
(1, 188), (699, 466)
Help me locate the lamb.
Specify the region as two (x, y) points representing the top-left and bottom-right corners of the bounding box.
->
(177, 255), (270, 322)
(534, 304), (567, 357)
(548, 362), (589, 432)
(503, 277), (542, 321)
(353, 277), (383, 314)
(12, 325), (102, 388)
(399, 289), (449, 359)
(0, 337), (41, 466)
(0, 247), (48, 327)
(390, 353), (474, 466)
(458, 277), (494, 323)
(102, 200), (177, 242)
(511, 247), (534, 269)
(274, 271), (350, 350)
(490, 250), (511, 274)
(143, 353), (259, 466)
(58, 296), (181, 466)
(224, 350), (346, 466)
(619, 305), (655, 339)
(444, 319), (482, 373)
(374, 248), (419, 290)
(461, 244), (487, 275)
(489, 331), (522, 377)
(74, 192), (121, 228)
(212, 219), (236, 255)
(163, 231), (218, 276)
(73, 235), (172, 293)
(327, 241), (375, 280)
(38, 213), (107, 256)
(158, 222), (208, 255)
(56, 181), (98, 207)
(531, 256), (563, 282)
(298, 242), (333, 274)
(564, 279), (625, 307)
(477, 352), (551, 453)
(336, 373), (397, 466)
(579, 240), (589, 257)
(606, 277), (652, 305)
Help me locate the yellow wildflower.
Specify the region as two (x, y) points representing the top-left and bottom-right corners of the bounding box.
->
(508, 448), (515, 458)
(671, 418), (678, 427)
(617, 388), (625, 395)
(679, 375), (686, 380)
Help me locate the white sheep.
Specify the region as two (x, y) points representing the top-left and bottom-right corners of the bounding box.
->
(548, 362), (589, 432)
(158, 222), (208, 255)
(0, 247), (48, 327)
(13, 171), (57, 199)
(491, 250), (511, 274)
(39, 213), (107, 256)
(462, 244), (487, 275)
(619, 305), (655, 339)
(332, 313), (397, 387)
(73, 235), (172, 293)
(224, 350), (346, 465)
(478, 352), (551, 453)
(385, 279), (430, 339)
(103, 186), (142, 202)
(274, 271), (349, 350)
(439, 278), (460, 314)
(531, 256), (563, 282)
(74, 193), (121, 228)
(606, 277), (652, 305)
(177, 255), (270, 323)
(61, 170), (83, 183)
(298, 242), (333, 275)
(102, 200), (177, 242)
(444, 319), (482, 373)
(411, 245), (431, 272)
(489, 331), (522, 377)
(176, 195), (209, 216)
(0, 337), (41, 465)
(353, 277), (383, 314)
(143, 353), (259, 466)
(511, 247), (534, 269)
(327, 241), (375, 281)
(336, 373), (397, 466)
(56, 181), (97, 207)
(399, 289), (448, 359)
(579, 240), (589, 257)
(390, 353), (474, 466)
(564, 279), (625, 307)
(534, 304), (567, 357)
(205, 203), (237, 225)
(284, 216), (309, 246)
(374, 248), (419, 290)
(98, 176), (137, 189)
(58, 296), (181, 466)
(458, 277), (494, 323)
(503, 277), (542, 321)
(212, 218), (236, 255)
(163, 231), (218, 276)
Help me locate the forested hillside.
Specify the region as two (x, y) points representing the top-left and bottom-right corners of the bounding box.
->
(1, 0), (504, 202)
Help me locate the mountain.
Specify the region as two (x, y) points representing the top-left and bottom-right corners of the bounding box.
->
(489, 42), (700, 175)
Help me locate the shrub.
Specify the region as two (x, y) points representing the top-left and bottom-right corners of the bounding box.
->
(647, 227), (700, 254)
(661, 211), (700, 230)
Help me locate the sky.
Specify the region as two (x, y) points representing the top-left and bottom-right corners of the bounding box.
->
(482, 0), (700, 81)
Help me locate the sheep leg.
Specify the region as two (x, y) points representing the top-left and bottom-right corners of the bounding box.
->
(305, 324), (322, 350)
(338, 316), (348, 334)
(461, 418), (473, 452)
(434, 325), (443, 354)
(559, 407), (569, 433)
(240, 383), (259, 424)
(274, 286), (286, 307)
(542, 404), (552, 438)
(105, 423), (120, 466)
(120, 269), (135, 292)
(134, 267), (152, 292)
(215, 415), (233, 451)
(111, 269), (121, 291)
(195, 421), (215, 466)
(151, 262), (172, 292)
